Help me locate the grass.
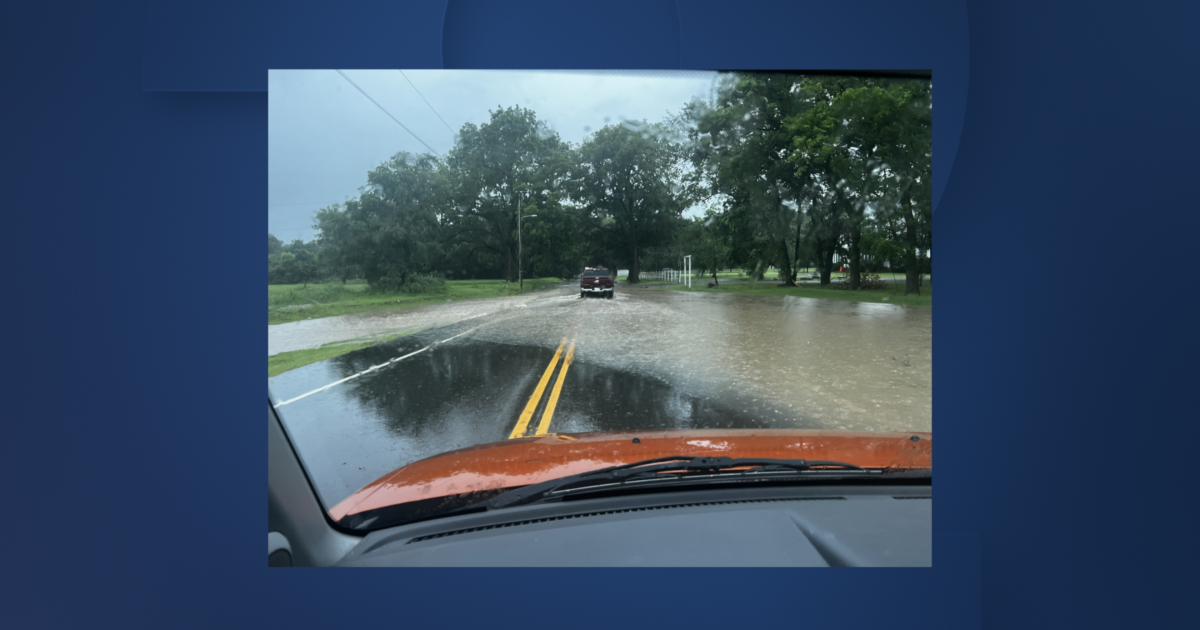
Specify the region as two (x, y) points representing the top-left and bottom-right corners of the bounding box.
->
(268, 277), (564, 325)
(664, 277), (933, 307)
(268, 331), (415, 377)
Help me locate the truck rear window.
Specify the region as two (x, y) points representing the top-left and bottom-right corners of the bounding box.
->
(583, 270), (609, 277)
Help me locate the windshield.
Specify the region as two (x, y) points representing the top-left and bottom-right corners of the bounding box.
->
(268, 70), (933, 513)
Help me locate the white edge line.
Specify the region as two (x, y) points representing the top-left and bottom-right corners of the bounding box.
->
(274, 323), (485, 408)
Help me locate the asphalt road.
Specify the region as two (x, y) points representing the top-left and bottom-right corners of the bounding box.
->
(270, 282), (931, 508)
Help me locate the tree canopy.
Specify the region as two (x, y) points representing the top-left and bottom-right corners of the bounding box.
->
(270, 74), (931, 294)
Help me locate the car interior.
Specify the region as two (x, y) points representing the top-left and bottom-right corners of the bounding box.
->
(270, 399), (932, 567)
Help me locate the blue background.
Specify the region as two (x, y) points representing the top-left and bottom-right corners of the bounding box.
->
(7, 0), (1198, 628)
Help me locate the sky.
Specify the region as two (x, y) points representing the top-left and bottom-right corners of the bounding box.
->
(268, 69), (720, 242)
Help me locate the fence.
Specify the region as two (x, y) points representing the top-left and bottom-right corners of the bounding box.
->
(638, 268), (699, 284)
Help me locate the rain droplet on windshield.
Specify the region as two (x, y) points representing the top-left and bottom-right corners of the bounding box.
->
(583, 125), (591, 132)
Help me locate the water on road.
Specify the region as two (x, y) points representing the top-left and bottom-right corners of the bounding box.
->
(269, 283), (931, 507)
(268, 291), (545, 356)
(473, 286), (931, 433)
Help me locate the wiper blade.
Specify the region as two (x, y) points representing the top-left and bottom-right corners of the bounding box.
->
(487, 456), (873, 510)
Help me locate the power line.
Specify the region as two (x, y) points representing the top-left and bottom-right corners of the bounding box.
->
(335, 69), (441, 157)
(397, 70), (455, 136)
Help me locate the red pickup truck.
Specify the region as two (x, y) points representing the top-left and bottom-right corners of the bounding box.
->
(580, 267), (614, 298)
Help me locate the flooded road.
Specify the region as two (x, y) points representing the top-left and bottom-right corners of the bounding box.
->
(270, 283), (931, 507)
(268, 291), (546, 356)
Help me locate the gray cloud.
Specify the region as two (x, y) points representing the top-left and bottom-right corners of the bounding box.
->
(268, 69), (717, 241)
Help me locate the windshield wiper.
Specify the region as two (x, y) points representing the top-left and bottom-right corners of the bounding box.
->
(485, 456), (876, 510)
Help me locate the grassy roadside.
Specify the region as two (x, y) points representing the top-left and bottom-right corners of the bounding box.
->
(663, 278), (933, 307)
(268, 278), (563, 325)
(268, 331), (417, 377)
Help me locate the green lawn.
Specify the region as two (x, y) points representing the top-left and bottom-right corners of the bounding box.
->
(664, 278), (932, 307)
(268, 278), (563, 325)
(268, 331), (417, 377)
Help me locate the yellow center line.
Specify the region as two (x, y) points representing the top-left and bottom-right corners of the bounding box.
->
(508, 336), (567, 439)
(535, 338), (576, 436)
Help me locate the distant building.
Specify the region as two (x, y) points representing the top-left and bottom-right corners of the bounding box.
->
(618, 269), (629, 277)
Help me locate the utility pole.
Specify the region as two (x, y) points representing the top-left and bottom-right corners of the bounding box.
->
(517, 191), (537, 290)
(517, 191), (523, 290)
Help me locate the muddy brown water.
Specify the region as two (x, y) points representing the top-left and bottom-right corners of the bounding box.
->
(271, 284), (931, 433)
(268, 292), (547, 356)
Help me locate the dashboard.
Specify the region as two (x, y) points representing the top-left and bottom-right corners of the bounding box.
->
(335, 484), (932, 567)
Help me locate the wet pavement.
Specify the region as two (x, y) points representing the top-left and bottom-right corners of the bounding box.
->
(269, 283), (931, 508)
(268, 291), (547, 356)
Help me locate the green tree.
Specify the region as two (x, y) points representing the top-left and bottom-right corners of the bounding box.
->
(314, 153), (446, 292)
(268, 233), (283, 256)
(268, 251), (294, 284)
(829, 80), (930, 291)
(310, 204), (359, 283)
(679, 209), (732, 285)
(267, 239), (321, 286)
(570, 122), (688, 283)
(287, 239), (319, 288)
(445, 107), (573, 283)
(785, 77), (861, 286)
(685, 74), (815, 286)
(781, 75), (931, 290)
(522, 202), (592, 279)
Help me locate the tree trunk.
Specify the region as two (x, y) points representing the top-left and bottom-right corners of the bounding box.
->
(505, 244), (517, 283)
(793, 209), (805, 281)
(814, 238), (834, 285)
(627, 230), (640, 283)
(902, 188), (920, 296)
(848, 226), (862, 290)
(778, 238), (796, 286)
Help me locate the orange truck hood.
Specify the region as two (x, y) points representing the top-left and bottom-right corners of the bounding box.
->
(329, 429), (931, 522)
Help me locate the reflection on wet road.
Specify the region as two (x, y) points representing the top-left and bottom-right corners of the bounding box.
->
(270, 284), (931, 508)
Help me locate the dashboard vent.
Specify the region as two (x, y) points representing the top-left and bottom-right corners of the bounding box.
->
(407, 497), (844, 544)
(268, 549), (292, 567)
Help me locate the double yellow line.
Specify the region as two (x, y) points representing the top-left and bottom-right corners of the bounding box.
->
(509, 335), (577, 439)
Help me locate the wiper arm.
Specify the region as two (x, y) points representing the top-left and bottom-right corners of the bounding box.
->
(487, 456), (870, 510)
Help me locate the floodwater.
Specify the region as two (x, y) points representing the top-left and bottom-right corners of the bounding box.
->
(268, 291), (546, 356)
(270, 283), (931, 506)
(272, 284), (932, 431)
(471, 286), (931, 433)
